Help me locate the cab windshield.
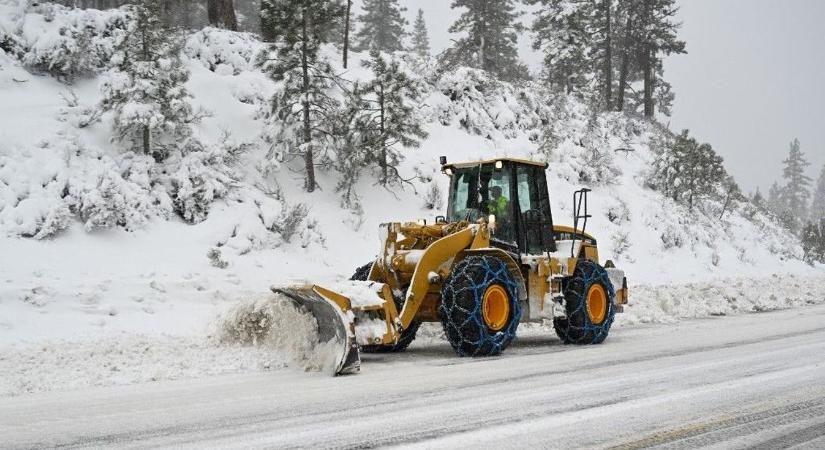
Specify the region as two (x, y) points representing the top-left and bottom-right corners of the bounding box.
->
(447, 164), (516, 244)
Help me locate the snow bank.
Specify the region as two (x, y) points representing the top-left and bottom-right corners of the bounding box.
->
(618, 273), (825, 325)
(0, 334), (293, 398)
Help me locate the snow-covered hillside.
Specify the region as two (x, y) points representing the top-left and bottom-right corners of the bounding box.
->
(1, 1), (822, 395)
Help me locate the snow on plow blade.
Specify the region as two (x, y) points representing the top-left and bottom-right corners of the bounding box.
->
(271, 286), (361, 376)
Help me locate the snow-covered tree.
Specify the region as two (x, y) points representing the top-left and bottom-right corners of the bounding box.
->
(810, 164), (825, 222)
(258, 0), (342, 192)
(632, 0), (685, 117)
(360, 49), (428, 185)
(750, 188), (766, 211)
(332, 82), (372, 204)
(529, 0), (592, 93)
(442, 0), (529, 82)
(531, 0), (615, 106)
(766, 181), (782, 216)
(651, 129), (725, 210)
(719, 174), (742, 220)
(260, 0), (341, 44)
(99, 0), (197, 162)
(411, 8), (430, 58)
(15, 3), (130, 83)
(801, 220), (825, 264)
(353, 0), (408, 53)
(779, 138), (812, 233)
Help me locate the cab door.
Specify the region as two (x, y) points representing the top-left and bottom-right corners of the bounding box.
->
(514, 165), (556, 254)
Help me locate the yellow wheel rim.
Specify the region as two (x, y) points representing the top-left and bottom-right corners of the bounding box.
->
(482, 285), (510, 331)
(586, 284), (607, 324)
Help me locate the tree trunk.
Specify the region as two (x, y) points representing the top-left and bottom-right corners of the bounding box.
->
(208, 0), (237, 31)
(379, 83), (387, 185)
(603, 0), (612, 111)
(719, 190), (733, 220)
(301, 7), (315, 192)
(142, 125), (150, 156)
(343, 0), (351, 68)
(641, 0), (654, 118)
(616, 14), (632, 112)
(478, 34), (485, 71)
(643, 46), (654, 117)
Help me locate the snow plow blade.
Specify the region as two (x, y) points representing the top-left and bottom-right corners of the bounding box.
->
(271, 286), (361, 376)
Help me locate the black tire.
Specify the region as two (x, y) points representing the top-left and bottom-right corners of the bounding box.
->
(439, 255), (522, 356)
(349, 262), (421, 353)
(553, 260), (616, 344)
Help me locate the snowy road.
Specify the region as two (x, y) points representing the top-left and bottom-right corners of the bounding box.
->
(3, 305), (825, 449)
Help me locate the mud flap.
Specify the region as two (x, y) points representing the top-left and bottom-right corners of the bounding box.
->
(272, 287), (361, 376)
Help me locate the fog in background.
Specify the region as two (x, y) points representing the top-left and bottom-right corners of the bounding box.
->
(386, 0), (824, 193)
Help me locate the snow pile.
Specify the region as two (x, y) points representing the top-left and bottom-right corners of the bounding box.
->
(619, 273), (825, 325)
(329, 280), (386, 308)
(217, 293), (342, 374)
(411, 272), (825, 343)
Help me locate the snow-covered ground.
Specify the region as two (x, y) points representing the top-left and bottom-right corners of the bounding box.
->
(3, 304), (825, 449)
(1, 1), (824, 403)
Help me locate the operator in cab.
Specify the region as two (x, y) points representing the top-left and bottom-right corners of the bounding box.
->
(488, 185), (509, 219)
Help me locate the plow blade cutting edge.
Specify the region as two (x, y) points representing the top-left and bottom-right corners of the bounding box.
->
(271, 286), (361, 376)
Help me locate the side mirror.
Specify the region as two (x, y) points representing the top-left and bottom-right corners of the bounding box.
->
(439, 156), (447, 165)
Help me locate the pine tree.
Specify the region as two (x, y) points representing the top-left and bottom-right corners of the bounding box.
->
(99, 0), (197, 162)
(779, 138), (812, 233)
(353, 0), (408, 53)
(360, 49), (428, 185)
(719, 175), (741, 220)
(333, 82), (372, 203)
(530, 0), (644, 110)
(767, 181), (782, 216)
(800, 221), (824, 264)
(258, 0), (342, 192)
(261, 0), (341, 44)
(810, 164), (825, 222)
(750, 188), (765, 210)
(626, 61), (676, 116)
(634, 0), (685, 117)
(442, 0), (529, 82)
(411, 9), (430, 58)
(529, 0), (592, 93)
(651, 130), (725, 210)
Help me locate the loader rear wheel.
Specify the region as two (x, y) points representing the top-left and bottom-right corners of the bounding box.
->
(349, 262), (421, 353)
(440, 255), (521, 356)
(554, 260), (616, 345)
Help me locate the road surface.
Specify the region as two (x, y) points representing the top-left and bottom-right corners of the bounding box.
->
(3, 304), (825, 449)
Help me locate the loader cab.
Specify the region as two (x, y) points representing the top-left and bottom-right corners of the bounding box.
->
(443, 159), (556, 255)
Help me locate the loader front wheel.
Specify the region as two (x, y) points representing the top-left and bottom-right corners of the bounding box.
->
(440, 255), (521, 356)
(554, 260), (616, 344)
(349, 262), (421, 353)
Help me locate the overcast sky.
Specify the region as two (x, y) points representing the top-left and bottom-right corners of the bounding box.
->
(378, 0), (825, 193)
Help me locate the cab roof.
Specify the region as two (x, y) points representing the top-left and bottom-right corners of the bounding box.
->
(441, 157), (548, 171)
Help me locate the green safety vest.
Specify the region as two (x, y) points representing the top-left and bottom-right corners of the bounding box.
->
(488, 196), (509, 216)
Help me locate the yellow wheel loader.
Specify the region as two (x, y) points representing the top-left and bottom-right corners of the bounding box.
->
(274, 158), (629, 375)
